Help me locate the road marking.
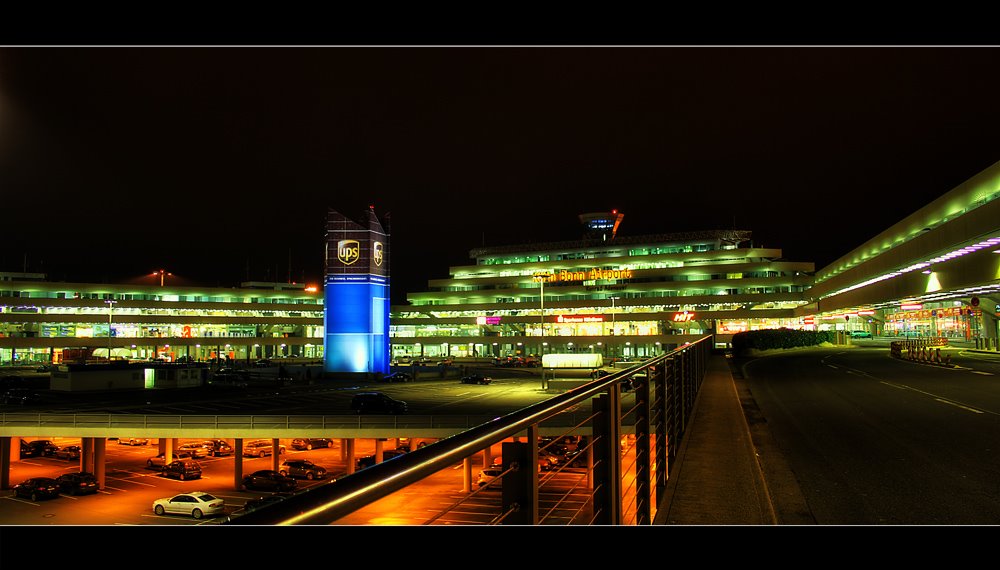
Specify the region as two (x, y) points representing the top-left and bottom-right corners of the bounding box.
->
(971, 371), (994, 376)
(4, 497), (41, 506)
(107, 476), (157, 487)
(826, 365), (838, 369)
(880, 381), (995, 415)
(934, 398), (985, 413)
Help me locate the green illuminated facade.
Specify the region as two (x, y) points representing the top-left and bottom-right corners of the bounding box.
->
(389, 214), (817, 360)
(0, 274), (324, 365)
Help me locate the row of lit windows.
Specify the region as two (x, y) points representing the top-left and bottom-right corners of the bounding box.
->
(0, 306), (324, 319)
(0, 290), (321, 304)
(410, 286), (804, 305)
(477, 244), (722, 267)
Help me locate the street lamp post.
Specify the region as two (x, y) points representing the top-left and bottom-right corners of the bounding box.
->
(610, 296), (620, 360)
(533, 273), (552, 357)
(104, 300), (117, 361)
(153, 269), (172, 287)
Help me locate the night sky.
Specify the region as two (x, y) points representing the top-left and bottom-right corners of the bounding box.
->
(3, 46), (1000, 305)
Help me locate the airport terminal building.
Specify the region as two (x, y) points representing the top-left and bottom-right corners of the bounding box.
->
(391, 212), (816, 361)
(0, 213), (818, 366)
(5, 152), (1000, 368)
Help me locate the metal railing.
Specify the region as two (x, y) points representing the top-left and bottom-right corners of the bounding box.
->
(226, 335), (712, 525)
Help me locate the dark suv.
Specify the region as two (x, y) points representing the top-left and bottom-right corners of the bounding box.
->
(21, 439), (58, 458)
(350, 392), (407, 414)
(204, 439), (234, 457)
(290, 438), (333, 451)
(161, 460), (202, 481)
(279, 459), (329, 480)
(55, 472), (99, 495)
(242, 470), (297, 492)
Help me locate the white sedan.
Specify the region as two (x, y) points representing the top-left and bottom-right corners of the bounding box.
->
(152, 492), (225, 519)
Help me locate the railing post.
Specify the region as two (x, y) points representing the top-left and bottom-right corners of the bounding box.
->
(634, 372), (652, 525)
(592, 391), (622, 525)
(501, 429), (538, 525)
(665, 356), (679, 464)
(653, 359), (669, 507)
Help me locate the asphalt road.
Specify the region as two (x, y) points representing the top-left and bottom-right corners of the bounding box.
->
(739, 344), (1000, 524)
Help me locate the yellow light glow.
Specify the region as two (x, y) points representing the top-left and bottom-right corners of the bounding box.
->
(925, 272), (942, 293)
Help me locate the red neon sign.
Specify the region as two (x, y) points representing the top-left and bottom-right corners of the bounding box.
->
(672, 312), (695, 322)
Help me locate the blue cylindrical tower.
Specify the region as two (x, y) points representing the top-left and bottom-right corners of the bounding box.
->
(323, 207), (390, 376)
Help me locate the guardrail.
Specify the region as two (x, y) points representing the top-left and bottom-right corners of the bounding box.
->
(0, 412), (601, 437)
(225, 335), (712, 525)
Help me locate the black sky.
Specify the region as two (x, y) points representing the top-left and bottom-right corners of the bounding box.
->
(2, 46), (1000, 305)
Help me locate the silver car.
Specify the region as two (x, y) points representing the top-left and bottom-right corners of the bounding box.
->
(152, 492), (225, 519)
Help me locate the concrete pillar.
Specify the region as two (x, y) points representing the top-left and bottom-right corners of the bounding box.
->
(9, 437), (21, 464)
(463, 456), (472, 493)
(375, 439), (384, 463)
(0, 437), (10, 490)
(482, 445), (493, 468)
(94, 438), (106, 489)
(340, 439), (347, 461)
(158, 438), (167, 454)
(81, 438), (95, 473)
(234, 439), (244, 490)
(167, 438), (176, 463)
(271, 439), (281, 471)
(346, 438), (356, 475)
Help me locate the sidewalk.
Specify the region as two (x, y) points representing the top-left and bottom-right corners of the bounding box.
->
(652, 354), (785, 525)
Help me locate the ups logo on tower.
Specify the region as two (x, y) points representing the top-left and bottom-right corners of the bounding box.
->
(337, 240), (361, 265)
(373, 241), (384, 266)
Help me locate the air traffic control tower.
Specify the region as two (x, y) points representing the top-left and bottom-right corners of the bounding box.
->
(323, 207), (390, 376)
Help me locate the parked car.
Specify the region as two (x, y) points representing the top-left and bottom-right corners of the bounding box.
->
(147, 451), (194, 469)
(253, 359), (274, 368)
(395, 437), (433, 452)
(176, 442), (211, 458)
(55, 472), (98, 495)
(356, 449), (407, 470)
(290, 438), (333, 451)
(203, 439), (234, 456)
(279, 459), (329, 480)
(2, 389), (42, 406)
(54, 445), (81, 460)
(381, 372), (413, 383)
(476, 466), (503, 488)
(161, 460), (203, 481)
(11, 477), (61, 501)
(851, 330), (873, 338)
(21, 439), (57, 457)
(460, 373), (492, 385)
(117, 437), (149, 446)
(152, 491), (225, 519)
(349, 392), (407, 414)
(242, 470), (297, 492)
(243, 440), (286, 458)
